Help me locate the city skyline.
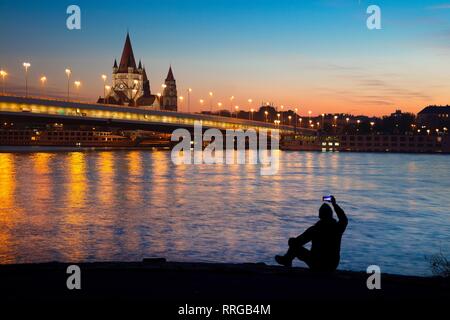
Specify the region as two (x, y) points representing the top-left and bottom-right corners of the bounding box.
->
(1, 0), (450, 116)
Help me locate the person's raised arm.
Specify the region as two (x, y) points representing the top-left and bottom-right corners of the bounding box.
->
(331, 196), (348, 232)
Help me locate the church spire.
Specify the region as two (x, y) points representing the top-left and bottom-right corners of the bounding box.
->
(118, 32), (137, 73)
(166, 65), (175, 81)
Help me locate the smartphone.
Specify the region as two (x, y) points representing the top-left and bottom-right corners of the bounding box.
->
(323, 195), (333, 202)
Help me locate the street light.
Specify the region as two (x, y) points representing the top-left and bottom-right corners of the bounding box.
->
(294, 108), (299, 131)
(105, 85), (111, 101)
(217, 102), (222, 116)
(23, 62), (31, 97)
(179, 96), (184, 112)
(209, 91), (213, 112)
(199, 99), (204, 110)
(250, 108), (255, 121)
(188, 88), (192, 113)
(299, 117), (303, 128)
(288, 115), (292, 126)
(40, 76), (47, 96)
(74, 81), (81, 100)
(235, 105), (239, 118)
(101, 75), (107, 99)
(0, 70), (8, 95)
(264, 111), (268, 123)
(65, 68), (72, 101)
(230, 96), (235, 114)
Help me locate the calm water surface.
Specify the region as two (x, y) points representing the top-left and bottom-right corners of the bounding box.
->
(0, 149), (449, 276)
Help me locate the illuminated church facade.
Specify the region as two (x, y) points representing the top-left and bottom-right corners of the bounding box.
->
(99, 33), (177, 111)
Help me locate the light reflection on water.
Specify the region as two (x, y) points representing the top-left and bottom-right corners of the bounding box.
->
(0, 150), (449, 276)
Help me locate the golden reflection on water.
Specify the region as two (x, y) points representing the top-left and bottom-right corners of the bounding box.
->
(67, 152), (87, 211)
(32, 153), (52, 212)
(0, 154), (19, 263)
(0, 153), (16, 210)
(125, 151), (143, 203)
(97, 151), (114, 205)
(61, 152), (88, 261)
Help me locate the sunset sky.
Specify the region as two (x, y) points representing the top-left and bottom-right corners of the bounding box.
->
(1, 0), (450, 116)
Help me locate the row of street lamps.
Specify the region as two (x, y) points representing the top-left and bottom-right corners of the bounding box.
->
(0, 63), (82, 100)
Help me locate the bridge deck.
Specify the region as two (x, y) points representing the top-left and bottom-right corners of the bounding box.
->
(0, 95), (316, 135)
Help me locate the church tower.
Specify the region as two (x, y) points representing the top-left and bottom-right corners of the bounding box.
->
(111, 33), (144, 105)
(162, 66), (178, 111)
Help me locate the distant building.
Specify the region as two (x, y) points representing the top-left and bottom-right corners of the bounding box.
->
(162, 66), (177, 111)
(417, 105), (450, 128)
(99, 33), (177, 111)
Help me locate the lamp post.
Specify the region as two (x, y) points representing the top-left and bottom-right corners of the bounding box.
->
(209, 91), (213, 113)
(217, 102), (222, 116)
(101, 75), (107, 100)
(264, 111), (268, 123)
(188, 88), (192, 113)
(250, 108), (255, 121)
(235, 105), (239, 118)
(370, 121), (375, 133)
(179, 96), (184, 112)
(229, 96), (235, 115)
(74, 81), (81, 100)
(0, 70), (8, 95)
(288, 115), (292, 126)
(299, 118), (303, 128)
(23, 62), (31, 97)
(105, 85), (111, 103)
(280, 105), (284, 125)
(40, 76), (47, 97)
(199, 99), (204, 111)
(65, 69), (72, 101)
(334, 115), (338, 134)
(294, 108), (298, 132)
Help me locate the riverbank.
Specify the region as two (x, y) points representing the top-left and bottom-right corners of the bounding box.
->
(0, 260), (448, 303)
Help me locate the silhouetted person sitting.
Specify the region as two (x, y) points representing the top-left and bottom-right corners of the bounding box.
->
(275, 196), (348, 272)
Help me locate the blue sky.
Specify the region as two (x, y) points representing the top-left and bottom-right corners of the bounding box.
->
(1, 0), (450, 115)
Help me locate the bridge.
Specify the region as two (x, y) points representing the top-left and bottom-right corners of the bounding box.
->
(0, 95), (316, 135)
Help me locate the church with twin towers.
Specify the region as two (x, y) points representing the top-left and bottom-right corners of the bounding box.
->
(99, 33), (178, 111)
